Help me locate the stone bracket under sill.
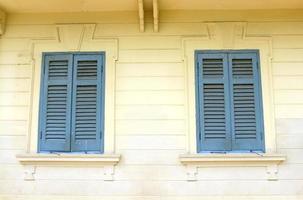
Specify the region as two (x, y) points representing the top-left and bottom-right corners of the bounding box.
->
(16, 153), (121, 181)
(179, 153), (286, 181)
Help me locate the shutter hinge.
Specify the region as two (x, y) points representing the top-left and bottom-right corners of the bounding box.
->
(100, 131), (102, 139)
(199, 131), (202, 141)
(40, 131), (42, 139)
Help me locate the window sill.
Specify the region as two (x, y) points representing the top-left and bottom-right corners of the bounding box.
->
(16, 153), (121, 181)
(179, 153), (286, 181)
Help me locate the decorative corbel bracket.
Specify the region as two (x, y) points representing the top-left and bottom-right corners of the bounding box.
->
(23, 165), (36, 181)
(180, 153), (286, 181)
(16, 154), (121, 181)
(0, 9), (6, 36)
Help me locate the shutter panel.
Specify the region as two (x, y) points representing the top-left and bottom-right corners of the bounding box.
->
(39, 54), (73, 152)
(197, 53), (232, 151)
(71, 54), (104, 152)
(228, 53), (264, 151)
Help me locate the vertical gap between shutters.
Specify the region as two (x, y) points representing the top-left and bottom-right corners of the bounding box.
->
(69, 55), (75, 150)
(227, 53), (234, 150)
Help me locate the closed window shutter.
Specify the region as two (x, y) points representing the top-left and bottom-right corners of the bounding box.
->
(197, 53), (232, 151)
(39, 54), (73, 152)
(228, 53), (264, 151)
(71, 54), (104, 152)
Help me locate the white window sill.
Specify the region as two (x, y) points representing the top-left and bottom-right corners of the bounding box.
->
(16, 153), (121, 181)
(179, 153), (286, 181)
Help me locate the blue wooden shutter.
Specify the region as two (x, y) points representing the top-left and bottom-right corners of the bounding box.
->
(228, 52), (264, 151)
(71, 53), (104, 152)
(39, 54), (73, 152)
(196, 53), (232, 151)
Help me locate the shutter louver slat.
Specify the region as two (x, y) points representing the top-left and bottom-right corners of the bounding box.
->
(75, 85), (97, 140)
(45, 85), (67, 140)
(233, 84), (257, 139)
(48, 60), (68, 79)
(203, 84), (226, 139)
(77, 60), (98, 80)
(203, 59), (224, 78)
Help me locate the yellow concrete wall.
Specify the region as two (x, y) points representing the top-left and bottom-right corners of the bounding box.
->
(0, 10), (303, 200)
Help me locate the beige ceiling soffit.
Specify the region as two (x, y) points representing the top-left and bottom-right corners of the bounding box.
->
(153, 0), (159, 32)
(138, 0), (145, 32)
(0, 9), (6, 36)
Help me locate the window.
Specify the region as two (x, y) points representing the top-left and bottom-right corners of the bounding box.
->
(195, 50), (264, 152)
(38, 52), (105, 153)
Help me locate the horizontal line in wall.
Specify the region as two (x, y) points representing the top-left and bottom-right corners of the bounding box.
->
(0, 51), (31, 54)
(248, 34), (303, 37)
(0, 91), (30, 94)
(117, 76), (184, 78)
(273, 48), (303, 50)
(273, 89), (303, 91)
(273, 75), (303, 77)
(116, 119), (185, 121)
(98, 34), (207, 37)
(274, 89), (303, 91)
(1, 36), (55, 40)
(0, 105), (29, 108)
(275, 118), (303, 121)
(120, 48), (181, 51)
(117, 61), (183, 64)
(116, 104), (184, 106)
(1, 180), (303, 183)
(0, 90), (30, 93)
(7, 163), (297, 167)
(116, 90), (184, 93)
(274, 104), (303, 106)
(0, 135), (26, 137)
(117, 148), (186, 151)
(0, 77), (31, 80)
(116, 89), (184, 92)
(278, 148), (303, 151)
(277, 135), (303, 138)
(0, 148), (25, 151)
(0, 64), (31, 67)
(0, 63), (31, 65)
(3, 178), (299, 182)
(116, 35), (182, 38)
(116, 134), (185, 137)
(0, 119), (28, 122)
(116, 134), (185, 136)
(272, 61), (303, 63)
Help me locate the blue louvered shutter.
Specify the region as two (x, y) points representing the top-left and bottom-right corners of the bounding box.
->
(39, 54), (73, 152)
(71, 54), (104, 152)
(196, 53), (232, 151)
(228, 53), (264, 151)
